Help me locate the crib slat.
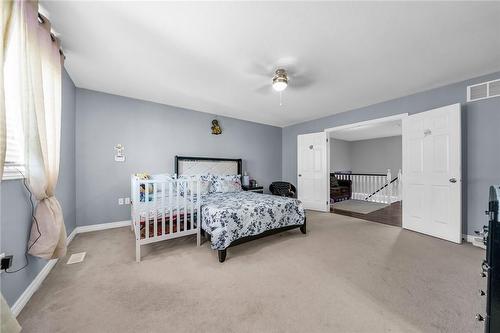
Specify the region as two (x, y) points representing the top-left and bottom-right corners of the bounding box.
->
(161, 183), (165, 235)
(184, 181), (188, 232)
(169, 181), (173, 234)
(145, 183), (149, 239)
(176, 181), (180, 233)
(153, 183), (158, 237)
(190, 180), (194, 231)
(197, 180), (201, 246)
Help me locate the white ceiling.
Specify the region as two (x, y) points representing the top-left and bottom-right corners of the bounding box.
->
(329, 119), (401, 142)
(41, 1), (500, 127)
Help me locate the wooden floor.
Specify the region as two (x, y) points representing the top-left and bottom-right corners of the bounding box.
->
(331, 201), (402, 227)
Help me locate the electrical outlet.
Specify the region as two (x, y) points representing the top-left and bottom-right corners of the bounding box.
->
(1, 255), (13, 271)
(118, 198), (124, 205)
(124, 197), (130, 205)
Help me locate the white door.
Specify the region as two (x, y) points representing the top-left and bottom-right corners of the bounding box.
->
(402, 103), (462, 243)
(297, 132), (328, 211)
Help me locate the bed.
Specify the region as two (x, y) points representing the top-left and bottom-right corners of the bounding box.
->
(175, 156), (306, 262)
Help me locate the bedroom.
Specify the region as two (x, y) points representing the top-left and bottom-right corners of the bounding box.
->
(1, 1), (500, 332)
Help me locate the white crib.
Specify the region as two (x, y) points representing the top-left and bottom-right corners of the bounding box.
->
(130, 174), (201, 262)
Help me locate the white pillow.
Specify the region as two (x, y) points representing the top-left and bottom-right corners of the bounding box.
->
(212, 175), (242, 193)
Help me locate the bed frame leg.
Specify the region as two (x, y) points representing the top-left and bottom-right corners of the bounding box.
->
(197, 229), (201, 247)
(218, 249), (227, 263)
(136, 243), (141, 262)
(300, 219), (307, 234)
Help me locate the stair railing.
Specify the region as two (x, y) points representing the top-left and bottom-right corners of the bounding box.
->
(333, 169), (402, 204)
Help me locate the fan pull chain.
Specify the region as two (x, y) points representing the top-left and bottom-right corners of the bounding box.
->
(280, 91), (283, 106)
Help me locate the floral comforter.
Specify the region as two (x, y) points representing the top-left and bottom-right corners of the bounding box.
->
(200, 191), (305, 250)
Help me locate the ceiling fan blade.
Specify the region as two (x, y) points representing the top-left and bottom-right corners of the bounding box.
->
(275, 56), (299, 71)
(246, 61), (275, 77)
(289, 75), (314, 89)
(255, 84), (273, 94)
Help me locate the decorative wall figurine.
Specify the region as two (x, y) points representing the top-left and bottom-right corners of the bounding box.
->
(211, 119), (222, 135)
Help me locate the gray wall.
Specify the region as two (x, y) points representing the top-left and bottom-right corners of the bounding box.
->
(350, 136), (402, 174)
(0, 69), (76, 306)
(330, 139), (352, 172)
(75, 89), (282, 226)
(283, 71), (500, 235)
(330, 136), (402, 174)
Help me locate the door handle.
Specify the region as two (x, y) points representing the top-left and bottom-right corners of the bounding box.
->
(449, 178), (457, 183)
(298, 174), (302, 177)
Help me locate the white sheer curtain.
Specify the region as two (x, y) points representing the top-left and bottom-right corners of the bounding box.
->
(0, 0), (11, 173)
(2, 2), (22, 333)
(4, 0), (66, 260)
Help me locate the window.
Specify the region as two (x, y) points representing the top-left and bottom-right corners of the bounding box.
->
(3, 22), (25, 180)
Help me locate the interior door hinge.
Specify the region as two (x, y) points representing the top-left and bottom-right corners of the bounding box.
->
(326, 138), (328, 142)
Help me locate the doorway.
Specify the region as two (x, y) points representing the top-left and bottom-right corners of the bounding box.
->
(326, 115), (405, 227)
(297, 104), (462, 243)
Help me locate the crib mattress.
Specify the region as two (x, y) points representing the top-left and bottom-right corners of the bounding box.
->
(200, 191), (305, 250)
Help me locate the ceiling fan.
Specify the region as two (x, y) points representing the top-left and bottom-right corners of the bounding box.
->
(272, 68), (288, 92)
(250, 59), (314, 106)
(272, 69), (288, 106)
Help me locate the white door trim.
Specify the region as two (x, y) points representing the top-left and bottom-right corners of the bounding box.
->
(324, 113), (409, 134)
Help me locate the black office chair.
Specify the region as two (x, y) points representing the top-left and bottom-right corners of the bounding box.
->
(269, 182), (297, 198)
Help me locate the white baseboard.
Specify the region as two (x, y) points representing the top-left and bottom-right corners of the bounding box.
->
(463, 233), (486, 249)
(75, 220), (131, 234)
(11, 257), (58, 317)
(66, 227), (78, 245)
(10, 220), (131, 317)
(11, 226), (78, 317)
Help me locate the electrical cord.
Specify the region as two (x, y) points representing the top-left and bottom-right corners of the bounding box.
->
(4, 169), (41, 274)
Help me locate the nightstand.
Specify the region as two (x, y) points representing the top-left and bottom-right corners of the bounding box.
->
(242, 185), (264, 194)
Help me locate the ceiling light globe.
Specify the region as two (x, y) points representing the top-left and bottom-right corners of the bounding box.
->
(273, 81), (287, 92)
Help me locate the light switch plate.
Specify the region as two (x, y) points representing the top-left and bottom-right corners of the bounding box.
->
(118, 198), (124, 205)
(124, 197), (130, 205)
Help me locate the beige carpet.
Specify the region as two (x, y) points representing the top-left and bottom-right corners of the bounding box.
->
(18, 212), (486, 333)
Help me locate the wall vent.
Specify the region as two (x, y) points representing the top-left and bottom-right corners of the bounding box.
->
(467, 79), (500, 102)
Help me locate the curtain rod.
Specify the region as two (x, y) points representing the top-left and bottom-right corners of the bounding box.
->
(37, 12), (66, 60)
